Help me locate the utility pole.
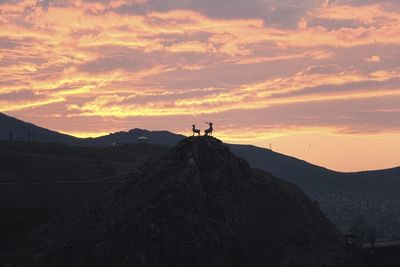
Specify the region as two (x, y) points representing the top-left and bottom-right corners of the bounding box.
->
(9, 130), (13, 143)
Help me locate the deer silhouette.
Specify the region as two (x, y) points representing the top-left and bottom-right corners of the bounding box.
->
(204, 122), (213, 136)
(192, 125), (201, 136)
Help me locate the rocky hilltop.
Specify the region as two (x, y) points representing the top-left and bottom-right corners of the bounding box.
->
(2, 137), (359, 267)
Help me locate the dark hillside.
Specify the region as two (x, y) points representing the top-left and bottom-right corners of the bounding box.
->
(2, 112), (400, 239)
(0, 141), (169, 251)
(0, 112), (184, 147)
(2, 137), (360, 267)
(0, 113), (81, 144)
(229, 144), (400, 193)
(88, 128), (185, 146)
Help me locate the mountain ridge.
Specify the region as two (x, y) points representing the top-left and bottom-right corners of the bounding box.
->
(1, 112), (399, 192)
(0, 112), (80, 144)
(1, 112), (397, 172)
(2, 112), (400, 238)
(0, 112), (184, 146)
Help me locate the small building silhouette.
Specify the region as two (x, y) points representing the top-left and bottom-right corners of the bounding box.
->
(137, 136), (149, 143)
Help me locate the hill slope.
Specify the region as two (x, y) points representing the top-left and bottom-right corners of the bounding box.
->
(1, 137), (359, 267)
(227, 144), (400, 237)
(88, 128), (185, 146)
(229, 144), (400, 193)
(0, 112), (184, 146)
(0, 113), (81, 144)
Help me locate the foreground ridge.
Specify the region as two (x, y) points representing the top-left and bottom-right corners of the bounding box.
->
(2, 136), (360, 267)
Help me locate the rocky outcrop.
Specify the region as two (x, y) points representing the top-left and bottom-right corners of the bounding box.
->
(2, 137), (360, 267)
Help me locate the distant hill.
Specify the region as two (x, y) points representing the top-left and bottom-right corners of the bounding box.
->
(227, 144), (400, 238)
(229, 144), (400, 193)
(88, 128), (185, 147)
(2, 112), (400, 192)
(0, 113), (81, 145)
(2, 137), (359, 267)
(2, 111), (400, 193)
(0, 113), (184, 147)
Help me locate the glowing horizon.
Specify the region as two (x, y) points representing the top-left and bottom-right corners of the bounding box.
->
(1, 0), (400, 172)
(46, 122), (400, 172)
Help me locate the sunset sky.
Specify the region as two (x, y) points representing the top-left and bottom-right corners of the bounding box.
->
(1, 0), (400, 171)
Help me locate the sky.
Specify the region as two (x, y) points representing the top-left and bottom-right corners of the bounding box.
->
(1, 0), (400, 172)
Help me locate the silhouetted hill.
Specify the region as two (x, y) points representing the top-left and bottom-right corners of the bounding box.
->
(1, 137), (359, 267)
(0, 113), (81, 144)
(2, 113), (400, 237)
(0, 112), (396, 192)
(228, 144), (400, 238)
(228, 144), (400, 193)
(1, 113), (397, 190)
(228, 144), (334, 189)
(88, 128), (185, 146)
(89, 128), (400, 194)
(0, 113), (184, 146)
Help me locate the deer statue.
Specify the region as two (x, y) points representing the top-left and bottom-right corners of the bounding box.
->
(192, 124), (201, 136)
(204, 122), (213, 136)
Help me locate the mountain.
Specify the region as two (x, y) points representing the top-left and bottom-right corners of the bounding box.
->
(227, 144), (400, 239)
(87, 128), (185, 146)
(0, 112), (81, 144)
(2, 112), (400, 237)
(1, 137), (359, 267)
(2, 110), (396, 193)
(228, 144), (335, 190)
(0, 112), (184, 146)
(228, 144), (400, 193)
(0, 112), (395, 187)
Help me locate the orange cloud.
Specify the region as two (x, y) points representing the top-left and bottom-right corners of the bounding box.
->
(1, 0), (400, 171)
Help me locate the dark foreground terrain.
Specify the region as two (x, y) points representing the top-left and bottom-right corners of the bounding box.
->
(1, 137), (360, 267)
(0, 140), (168, 251)
(2, 112), (400, 240)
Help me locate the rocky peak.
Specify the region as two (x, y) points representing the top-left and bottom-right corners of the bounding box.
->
(2, 137), (360, 267)
(168, 136), (248, 167)
(162, 136), (250, 183)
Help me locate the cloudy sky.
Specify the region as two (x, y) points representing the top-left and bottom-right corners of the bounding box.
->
(1, 0), (400, 171)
